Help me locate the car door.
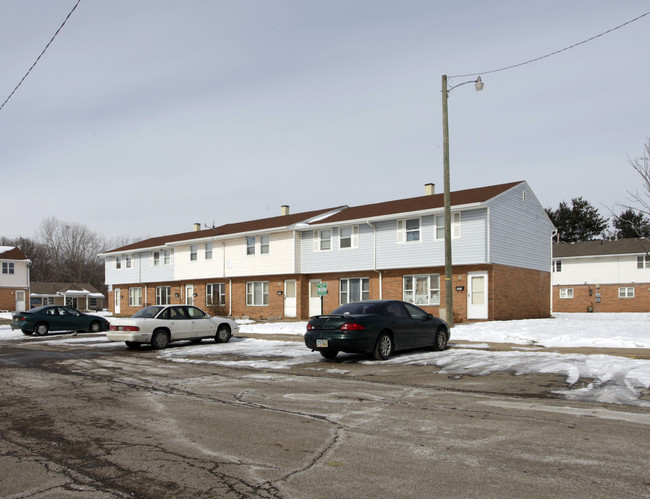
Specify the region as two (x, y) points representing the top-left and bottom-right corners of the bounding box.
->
(44, 307), (64, 331)
(185, 306), (213, 337)
(60, 306), (86, 331)
(403, 302), (436, 347)
(167, 306), (193, 340)
(383, 301), (417, 350)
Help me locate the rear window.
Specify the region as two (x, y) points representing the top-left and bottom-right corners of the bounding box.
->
(332, 303), (379, 315)
(132, 306), (163, 319)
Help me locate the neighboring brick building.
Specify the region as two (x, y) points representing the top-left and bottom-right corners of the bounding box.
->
(103, 181), (554, 322)
(0, 246), (30, 312)
(552, 238), (650, 313)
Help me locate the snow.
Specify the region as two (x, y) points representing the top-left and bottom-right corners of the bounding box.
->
(1, 312), (648, 406)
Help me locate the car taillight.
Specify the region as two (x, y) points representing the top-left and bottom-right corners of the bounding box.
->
(340, 322), (365, 332)
(15, 316), (25, 321)
(306, 324), (314, 331)
(110, 325), (140, 331)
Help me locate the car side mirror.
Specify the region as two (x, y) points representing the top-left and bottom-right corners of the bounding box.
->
(426, 313), (434, 320)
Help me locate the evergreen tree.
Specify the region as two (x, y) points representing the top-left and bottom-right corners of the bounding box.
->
(546, 197), (607, 243)
(613, 208), (650, 238)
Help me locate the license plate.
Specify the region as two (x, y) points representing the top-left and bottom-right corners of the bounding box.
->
(316, 339), (328, 348)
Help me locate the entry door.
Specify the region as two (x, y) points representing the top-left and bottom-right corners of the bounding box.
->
(15, 291), (26, 312)
(309, 280), (322, 317)
(284, 280), (297, 318)
(186, 285), (194, 305)
(114, 288), (121, 314)
(467, 272), (488, 319)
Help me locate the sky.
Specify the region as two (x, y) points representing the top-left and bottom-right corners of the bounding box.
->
(2, 311), (649, 407)
(1, 1), (649, 242)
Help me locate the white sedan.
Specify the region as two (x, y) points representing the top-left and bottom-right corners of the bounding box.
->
(107, 305), (240, 349)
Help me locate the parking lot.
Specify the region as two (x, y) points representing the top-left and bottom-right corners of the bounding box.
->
(1, 326), (649, 498)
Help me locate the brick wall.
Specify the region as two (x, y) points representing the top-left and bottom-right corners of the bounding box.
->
(0, 288), (29, 312)
(553, 283), (650, 313)
(492, 265), (551, 320)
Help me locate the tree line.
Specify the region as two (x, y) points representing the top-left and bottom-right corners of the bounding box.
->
(546, 139), (650, 243)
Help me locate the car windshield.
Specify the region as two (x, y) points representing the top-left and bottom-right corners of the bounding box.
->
(332, 303), (380, 315)
(131, 306), (164, 319)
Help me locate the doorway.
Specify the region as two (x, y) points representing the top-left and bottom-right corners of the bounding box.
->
(284, 280), (297, 318)
(467, 272), (488, 319)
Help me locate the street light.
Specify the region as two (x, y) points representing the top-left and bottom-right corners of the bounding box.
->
(441, 74), (484, 328)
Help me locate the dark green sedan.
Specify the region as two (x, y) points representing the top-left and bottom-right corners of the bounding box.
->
(10, 305), (110, 336)
(304, 300), (450, 360)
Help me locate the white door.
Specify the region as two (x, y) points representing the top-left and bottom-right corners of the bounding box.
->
(284, 280), (297, 318)
(309, 280), (322, 317)
(186, 285), (194, 305)
(114, 288), (121, 315)
(15, 290), (26, 312)
(467, 272), (488, 319)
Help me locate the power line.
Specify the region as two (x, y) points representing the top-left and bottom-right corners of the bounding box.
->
(450, 11), (650, 79)
(0, 0), (83, 113)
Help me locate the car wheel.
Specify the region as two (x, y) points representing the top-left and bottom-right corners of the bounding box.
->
(372, 332), (393, 360)
(21, 329), (34, 336)
(34, 322), (49, 336)
(432, 327), (448, 351)
(125, 341), (140, 349)
(190, 338), (202, 344)
(320, 349), (338, 359)
(89, 320), (102, 333)
(151, 330), (170, 349)
(215, 325), (231, 343)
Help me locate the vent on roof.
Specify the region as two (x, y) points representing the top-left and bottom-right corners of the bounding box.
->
(281, 205), (290, 216)
(425, 183), (435, 195)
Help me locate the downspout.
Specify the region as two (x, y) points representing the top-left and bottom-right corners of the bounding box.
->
(366, 221), (382, 299)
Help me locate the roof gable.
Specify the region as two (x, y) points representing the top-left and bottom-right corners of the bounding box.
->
(0, 246), (29, 260)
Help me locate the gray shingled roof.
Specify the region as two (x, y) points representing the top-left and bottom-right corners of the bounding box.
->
(553, 238), (650, 258)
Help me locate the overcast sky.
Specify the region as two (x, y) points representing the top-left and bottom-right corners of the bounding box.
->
(1, 1), (648, 242)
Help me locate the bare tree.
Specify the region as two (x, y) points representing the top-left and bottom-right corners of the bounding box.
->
(624, 140), (650, 217)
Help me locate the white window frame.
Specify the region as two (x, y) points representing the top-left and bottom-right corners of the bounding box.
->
(246, 236), (256, 255)
(125, 254), (132, 269)
(128, 287), (142, 307)
(403, 274), (440, 306)
(313, 230), (332, 252)
(152, 251), (160, 266)
(559, 288), (574, 299)
(260, 235), (270, 254)
(619, 287), (634, 298)
(434, 213), (461, 240)
(339, 225), (359, 249)
(163, 248), (173, 265)
(340, 277), (370, 305)
(553, 260), (562, 272)
(206, 283), (226, 306)
(397, 218), (421, 244)
(190, 244), (198, 261)
(637, 255), (649, 269)
(205, 243), (213, 260)
(2, 262), (15, 274)
(246, 281), (269, 306)
(115, 256), (121, 270)
(156, 286), (171, 305)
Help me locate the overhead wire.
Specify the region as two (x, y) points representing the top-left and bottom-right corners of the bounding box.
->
(450, 11), (650, 79)
(0, 0), (83, 113)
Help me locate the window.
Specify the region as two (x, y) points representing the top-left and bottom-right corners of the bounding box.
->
(156, 286), (171, 305)
(340, 278), (369, 304)
(190, 244), (198, 261)
(320, 230), (332, 251)
(205, 243), (213, 260)
(2, 262), (14, 274)
(397, 218), (420, 243)
(553, 260), (562, 272)
(260, 235), (270, 254)
(115, 256), (121, 269)
(163, 249), (172, 265)
(435, 213), (461, 240)
(619, 287), (634, 298)
(403, 275), (440, 306)
(559, 288), (574, 299)
(246, 281), (269, 306)
(340, 225), (359, 249)
(152, 251), (160, 266)
(89, 298), (97, 309)
(125, 254), (132, 268)
(637, 255), (649, 269)
(129, 287), (142, 307)
(246, 236), (256, 255)
(206, 283), (226, 306)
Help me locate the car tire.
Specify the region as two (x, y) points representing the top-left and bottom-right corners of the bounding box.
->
(125, 341), (140, 349)
(151, 330), (170, 349)
(34, 322), (49, 336)
(432, 327), (448, 351)
(320, 349), (338, 359)
(89, 320), (102, 333)
(215, 325), (231, 343)
(21, 329), (34, 336)
(372, 332), (393, 360)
